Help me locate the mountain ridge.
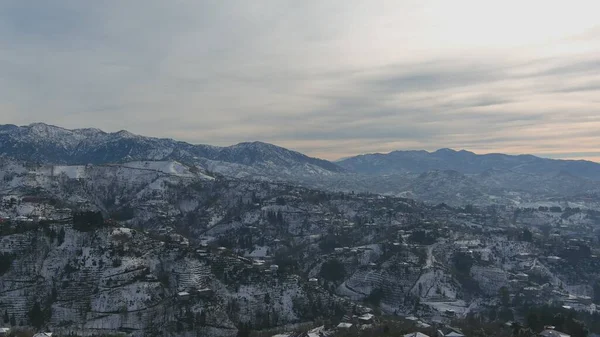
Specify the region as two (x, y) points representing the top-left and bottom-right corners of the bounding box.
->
(2, 122), (600, 199)
(337, 147), (600, 181)
(0, 123), (344, 176)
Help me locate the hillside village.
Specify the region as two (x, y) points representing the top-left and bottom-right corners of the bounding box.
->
(0, 159), (599, 337)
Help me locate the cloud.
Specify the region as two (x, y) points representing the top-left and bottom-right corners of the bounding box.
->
(0, 0), (599, 162)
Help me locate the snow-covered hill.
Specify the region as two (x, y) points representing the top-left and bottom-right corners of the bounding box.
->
(0, 123), (344, 180)
(1, 159), (600, 335)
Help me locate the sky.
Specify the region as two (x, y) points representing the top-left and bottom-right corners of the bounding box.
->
(1, 1), (600, 162)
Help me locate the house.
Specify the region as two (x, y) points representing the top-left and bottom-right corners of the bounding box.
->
(576, 296), (592, 305)
(358, 313), (375, 324)
(515, 273), (529, 281)
(523, 286), (541, 298)
(197, 288), (214, 298)
(516, 252), (533, 261)
(306, 325), (325, 337)
(405, 316), (419, 322)
(0, 328), (10, 337)
(539, 327), (570, 337)
(177, 291), (191, 301)
(405, 333), (430, 337)
(417, 321), (432, 329)
(33, 333), (53, 337)
(270, 264), (279, 272)
(337, 323), (353, 329)
(437, 327), (465, 337)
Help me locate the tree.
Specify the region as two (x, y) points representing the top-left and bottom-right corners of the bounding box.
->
(9, 314), (15, 326)
(366, 288), (385, 307)
(499, 286), (510, 307)
(0, 253), (15, 275)
(499, 308), (514, 321)
(527, 312), (541, 332)
(319, 259), (346, 283)
(594, 280), (600, 304)
(511, 322), (522, 337)
(57, 228), (66, 246)
(236, 323), (251, 337)
(3, 310), (8, 324)
(565, 318), (588, 337)
(72, 211), (104, 231)
(453, 252), (473, 274)
(28, 302), (44, 329)
(522, 229), (533, 242)
(488, 308), (497, 322)
(552, 313), (565, 332)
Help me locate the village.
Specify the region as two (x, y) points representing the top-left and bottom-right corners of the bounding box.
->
(0, 163), (599, 337)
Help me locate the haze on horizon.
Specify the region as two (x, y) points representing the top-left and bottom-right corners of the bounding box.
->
(1, 1), (599, 162)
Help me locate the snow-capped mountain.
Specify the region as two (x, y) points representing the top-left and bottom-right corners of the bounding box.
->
(337, 148), (600, 181)
(0, 123), (344, 179)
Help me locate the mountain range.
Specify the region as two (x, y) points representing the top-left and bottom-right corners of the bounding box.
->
(2, 123), (600, 205)
(337, 148), (600, 181)
(0, 123), (342, 177)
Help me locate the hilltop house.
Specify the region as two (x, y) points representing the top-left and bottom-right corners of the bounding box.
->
(437, 327), (465, 337)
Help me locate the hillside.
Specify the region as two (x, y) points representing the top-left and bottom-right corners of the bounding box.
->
(1, 160), (599, 336)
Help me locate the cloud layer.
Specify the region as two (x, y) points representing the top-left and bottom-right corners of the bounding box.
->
(1, 0), (599, 161)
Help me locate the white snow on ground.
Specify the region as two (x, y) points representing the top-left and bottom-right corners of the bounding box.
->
(245, 246), (270, 258)
(111, 227), (134, 238)
(423, 300), (468, 317)
(122, 161), (193, 177)
(52, 165), (87, 179)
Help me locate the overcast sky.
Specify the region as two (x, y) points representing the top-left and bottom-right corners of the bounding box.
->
(1, 1), (599, 161)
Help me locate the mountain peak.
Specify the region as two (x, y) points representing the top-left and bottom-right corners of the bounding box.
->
(233, 141), (278, 149)
(113, 130), (137, 138)
(27, 122), (65, 132)
(433, 148), (457, 154)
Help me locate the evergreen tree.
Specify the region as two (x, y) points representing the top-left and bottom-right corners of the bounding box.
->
(28, 302), (44, 329)
(522, 229), (533, 242)
(57, 227), (66, 245)
(499, 286), (510, 307)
